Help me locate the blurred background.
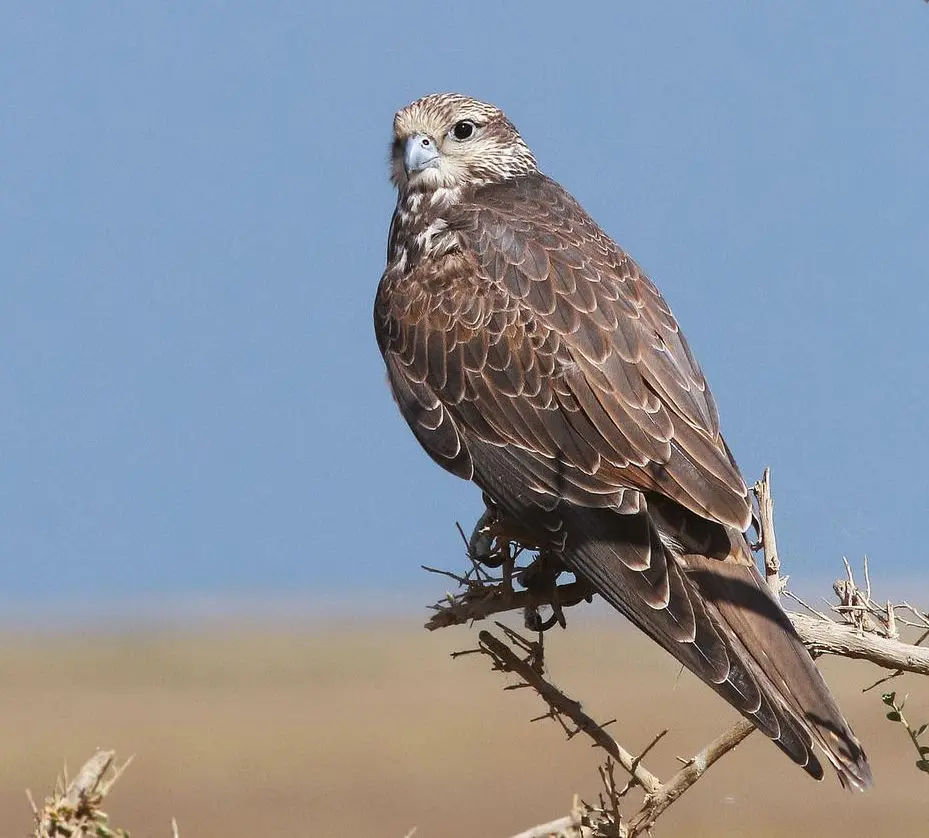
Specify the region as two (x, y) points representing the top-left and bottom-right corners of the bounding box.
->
(1, 2), (927, 835)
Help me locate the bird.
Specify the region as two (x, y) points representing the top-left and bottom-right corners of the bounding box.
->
(373, 92), (872, 789)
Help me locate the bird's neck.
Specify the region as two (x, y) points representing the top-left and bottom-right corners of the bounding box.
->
(387, 186), (464, 271)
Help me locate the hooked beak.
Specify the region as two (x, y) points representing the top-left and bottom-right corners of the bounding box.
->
(404, 134), (440, 175)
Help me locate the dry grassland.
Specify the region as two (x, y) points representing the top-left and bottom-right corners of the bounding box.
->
(2, 615), (927, 836)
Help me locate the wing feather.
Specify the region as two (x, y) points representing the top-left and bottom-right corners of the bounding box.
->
(449, 175), (750, 529)
(374, 170), (870, 788)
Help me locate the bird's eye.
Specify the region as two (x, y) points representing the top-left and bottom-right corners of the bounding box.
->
(451, 120), (476, 141)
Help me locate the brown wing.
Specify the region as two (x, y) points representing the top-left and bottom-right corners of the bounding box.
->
(374, 173), (870, 788)
(378, 173), (750, 530)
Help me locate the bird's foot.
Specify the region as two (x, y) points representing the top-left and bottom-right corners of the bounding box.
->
(520, 550), (568, 632)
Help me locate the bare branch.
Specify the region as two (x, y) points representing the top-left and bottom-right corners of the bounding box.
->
(753, 467), (785, 598)
(478, 628), (662, 796)
(625, 720), (755, 836)
(475, 625), (761, 836)
(431, 574), (929, 678)
(28, 749), (153, 838)
(508, 811), (590, 838)
(788, 612), (929, 676)
(64, 749), (119, 808)
(427, 580), (594, 631)
(428, 466), (929, 836)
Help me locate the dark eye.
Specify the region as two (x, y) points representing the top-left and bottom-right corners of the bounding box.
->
(452, 120), (476, 140)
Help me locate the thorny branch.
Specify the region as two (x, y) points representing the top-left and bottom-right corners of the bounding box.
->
(426, 469), (929, 837)
(478, 627), (662, 797)
(625, 719), (756, 836)
(475, 623), (753, 836)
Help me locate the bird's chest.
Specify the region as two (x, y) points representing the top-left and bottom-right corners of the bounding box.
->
(383, 214), (484, 325)
(388, 190), (465, 270)
(382, 255), (491, 333)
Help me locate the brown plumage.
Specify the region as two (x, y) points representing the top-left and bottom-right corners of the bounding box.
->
(374, 93), (872, 789)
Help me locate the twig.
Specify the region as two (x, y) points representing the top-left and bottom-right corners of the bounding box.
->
(783, 590), (832, 622)
(881, 692), (929, 775)
(862, 627), (929, 692)
(478, 629), (662, 796)
(508, 811), (589, 838)
(625, 720), (755, 836)
(599, 758), (624, 827)
(426, 580), (594, 631)
(28, 750), (178, 838)
(30, 750), (135, 838)
(477, 626), (760, 837)
(753, 468), (785, 598)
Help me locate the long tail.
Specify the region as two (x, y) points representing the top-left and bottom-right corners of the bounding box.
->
(559, 502), (872, 789)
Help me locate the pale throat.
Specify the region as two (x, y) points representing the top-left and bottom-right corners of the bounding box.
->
(389, 183), (463, 269)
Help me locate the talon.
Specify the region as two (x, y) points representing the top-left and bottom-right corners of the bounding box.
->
(469, 507), (504, 567)
(524, 607), (544, 632)
(538, 610), (561, 632)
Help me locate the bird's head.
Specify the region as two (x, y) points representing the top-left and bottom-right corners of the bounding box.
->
(390, 93), (537, 193)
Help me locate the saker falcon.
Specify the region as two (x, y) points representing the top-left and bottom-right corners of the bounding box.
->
(373, 93), (872, 789)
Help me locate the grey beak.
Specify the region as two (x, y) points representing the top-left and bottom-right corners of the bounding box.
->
(404, 134), (440, 174)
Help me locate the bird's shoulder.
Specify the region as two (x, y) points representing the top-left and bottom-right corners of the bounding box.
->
(450, 174), (712, 410)
(375, 173), (751, 530)
(450, 174), (682, 335)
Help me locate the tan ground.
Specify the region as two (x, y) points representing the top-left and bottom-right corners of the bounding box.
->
(2, 614), (927, 837)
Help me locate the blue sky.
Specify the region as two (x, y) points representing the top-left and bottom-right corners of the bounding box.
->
(1, 3), (927, 614)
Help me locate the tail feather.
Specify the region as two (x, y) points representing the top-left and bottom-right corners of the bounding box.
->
(559, 503), (872, 789)
(685, 552), (872, 789)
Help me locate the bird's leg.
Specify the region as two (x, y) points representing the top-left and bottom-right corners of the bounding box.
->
(470, 494), (540, 575)
(551, 576), (566, 630)
(520, 550), (568, 632)
(501, 538), (516, 596)
(467, 497), (516, 596)
(468, 498), (500, 567)
(468, 497), (576, 612)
